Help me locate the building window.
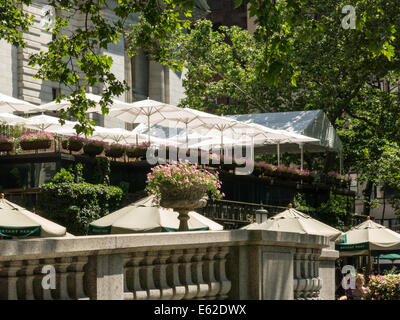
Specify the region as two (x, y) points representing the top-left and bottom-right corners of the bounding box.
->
(52, 88), (60, 100)
(131, 50), (149, 100)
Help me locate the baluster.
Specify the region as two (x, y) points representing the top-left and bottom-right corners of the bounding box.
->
(131, 252), (147, 300)
(123, 254), (134, 300)
(41, 258), (55, 300)
(54, 257), (72, 300)
(167, 250), (185, 300)
(1, 260), (23, 300)
(303, 249), (313, 300)
(144, 252), (161, 299)
(296, 249), (307, 300)
(311, 249), (322, 300)
(293, 251), (302, 300)
(180, 249), (198, 300)
(215, 247), (231, 299)
(154, 251), (173, 300)
(73, 256), (88, 300)
(192, 248), (208, 299)
(23, 260), (38, 300)
(203, 247), (220, 300)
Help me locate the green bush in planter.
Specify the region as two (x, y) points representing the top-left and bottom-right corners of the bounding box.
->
(19, 132), (53, 150)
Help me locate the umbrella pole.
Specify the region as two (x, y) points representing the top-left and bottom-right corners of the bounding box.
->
(277, 142), (280, 166)
(300, 143), (304, 171)
(147, 116), (150, 144)
(186, 122), (188, 149)
(368, 250), (372, 276)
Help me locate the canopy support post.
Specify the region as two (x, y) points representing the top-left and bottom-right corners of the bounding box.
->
(185, 122), (188, 149)
(339, 150), (343, 174)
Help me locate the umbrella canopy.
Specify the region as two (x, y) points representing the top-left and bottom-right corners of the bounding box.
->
(241, 206), (342, 241)
(0, 93), (37, 114)
(30, 93), (131, 113)
(88, 195), (223, 234)
(336, 218), (400, 256)
(0, 195), (68, 238)
(0, 113), (29, 125)
(109, 98), (189, 143)
(24, 114), (78, 132)
(379, 253), (400, 260)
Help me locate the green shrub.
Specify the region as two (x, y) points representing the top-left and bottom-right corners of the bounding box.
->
(39, 180), (123, 235)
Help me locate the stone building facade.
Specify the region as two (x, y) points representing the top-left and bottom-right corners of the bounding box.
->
(0, 1), (208, 129)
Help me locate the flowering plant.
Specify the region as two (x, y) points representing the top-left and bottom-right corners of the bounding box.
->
(20, 132), (53, 141)
(145, 161), (224, 202)
(19, 132), (53, 150)
(0, 136), (14, 142)
(363, 274), (400, 300)
(61, 136), (85, 152)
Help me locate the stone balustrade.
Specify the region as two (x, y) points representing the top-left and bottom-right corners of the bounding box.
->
(0, 229), (336, 300)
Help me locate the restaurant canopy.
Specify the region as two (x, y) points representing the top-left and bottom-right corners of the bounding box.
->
(88, 195), (223, 234)
(230, 110), (342, 154)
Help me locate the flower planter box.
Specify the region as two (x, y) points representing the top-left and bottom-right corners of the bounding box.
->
(83, 143), (104, 157)
(0, 140), (14, 152)
(20, 139), (52, 150)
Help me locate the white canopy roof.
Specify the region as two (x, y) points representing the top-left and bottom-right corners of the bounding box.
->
(29, 93), (131, 113)
(0, 93), (37, 114)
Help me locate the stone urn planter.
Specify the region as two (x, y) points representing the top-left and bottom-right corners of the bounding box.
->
(159, 184), (208, 231)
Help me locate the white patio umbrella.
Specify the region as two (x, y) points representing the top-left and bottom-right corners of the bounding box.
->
(0, 93), (37, 114)
(0, 113), (29, 125)
(109, 99), (202, 142)
(242, 205), (342, 241)
(88, 195), (223, 234)
(24, 114), (78, 132)
(182, 108), (257, 151)
(0, 194), (70, 238)
(30, 93), (131, 113)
